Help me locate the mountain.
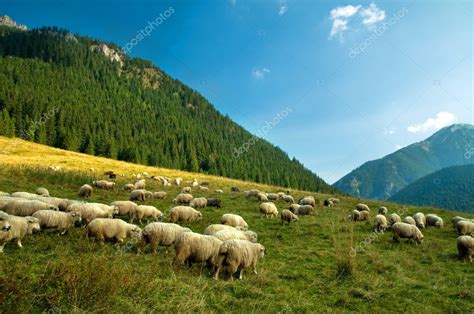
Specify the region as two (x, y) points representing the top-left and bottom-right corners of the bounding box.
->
(0, 19), (336, 193)
(389, 164), (474, 213)
(334, 124), (474, 199)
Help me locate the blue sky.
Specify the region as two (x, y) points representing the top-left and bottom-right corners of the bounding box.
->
(2, 0), (473, 183)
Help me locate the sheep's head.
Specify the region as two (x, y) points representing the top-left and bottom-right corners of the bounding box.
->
(70, 211), (82, 226)
(196, 212), (203, 221)
(129, 225), (142, 238)
(245, 231), (258, 243)
(0, 213), (11, 231)
(26, 217), (41, 234)
(257, 244), (265, 259)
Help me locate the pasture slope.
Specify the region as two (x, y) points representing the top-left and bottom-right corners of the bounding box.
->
(0, 136), (473, 313)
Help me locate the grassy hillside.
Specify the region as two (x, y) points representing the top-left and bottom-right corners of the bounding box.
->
(0, 137), (473, 313)
(334, 124), (474, 200)
(0, 25), (334, 193)
(390, 165), (474, 213)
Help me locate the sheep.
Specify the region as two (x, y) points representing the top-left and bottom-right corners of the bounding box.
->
(191, 179), (199, 187)
(215, 189), (224, 194)
(426, 214), (444, 228)
(199, 186), (209, 192)
(181, 187), (192, 194)
(66, 203), (114, 225)
(138, 222), (191, 254)
(392, 222), (424, 244)
(356, 204), (370, 212)
(153, 191), (167, 199)
(36, 187), (49, 197)
(212, 229), (258, 243)
(78, 184), (93, 198)
(0, 192), (9, 197)
(289, 204), (300, 213)
(257, 193), (269, 202)
(456, 221), (474, 236)
(413, 212), (426, 229)
(221, 214), (249, 230)
(173, 193), (193, 205)
(129, 189), (146, 203)
(0, 215), (40, 252)
(259, 202), (279, 218)
(359, 210), (370, 222)
(457, 236), (473, 262)
(2, 199), (58, 216)
(88, 203), (119, 217)
(299, 196), (316, 207)
(389, 213), (401, 226)
(206, 198), (222, 208)
(105, 181), (116, 190)
(281, 209), (298, 225)
(110, 201), (138, 216)
(169, 206), (202, 223)
(0, 211), (11, 233)
(144, 191), (153, 200)
(403, 216), (416, 225)
(451, 216), (472, 229)
(231, 186), (240, 192)
(123, 184), (134, 192)
(189, 197), (207, 209)
(350, 210), (361, 222)
(134, 179), (146, 190)
(295, 205), (314, 216)
(245, 189), (260, 198)
(328, 198), (340, 204)
(204, 224), (242, 235)
(131, 205), (163, 224)
(378, 206), (388, 215)
(267, 193), (279, 201)
(87, 218), (142, 244)
(323, 199), (334, 207)
(32, 210), (82, 234)
(93, 180), (113, 190)
(374, 214), (388, 233)
(173, 232), (224, 275)
(175, 178), (183, 186)
(281, 195), (294, 203)
(216, 240), (265, 280)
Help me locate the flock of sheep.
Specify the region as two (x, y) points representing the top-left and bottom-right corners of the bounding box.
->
(0, 171), (472, 282)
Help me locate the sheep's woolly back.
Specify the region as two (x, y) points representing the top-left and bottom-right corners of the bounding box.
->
(260, 202), (278, 215)
(170, 206), (201, 223)
(403, 217), (416, 225)
(212, 229), (257, 243)
(87, 218), (139, 239)
(204, 224), (238, 235)
(111, 201), (138, 216)
(426, 214), (444, 228)
(392, 222), (423, 241)
(174, 232), (223, 263)
(456, 221), (474, 236)
(389, 214), (401, 225)
(142, 222), (191, 246)
(221, 214), (248, 230)
(3, 199), (56, 216)
(457, 236), (474, 260)
(32, 210), (79, 229)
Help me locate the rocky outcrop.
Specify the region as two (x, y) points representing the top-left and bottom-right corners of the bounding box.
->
(90, 43), (123, 66)
(0, 15), (27, 30)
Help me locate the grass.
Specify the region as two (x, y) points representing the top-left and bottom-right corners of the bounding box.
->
(0, 136), (473, 313)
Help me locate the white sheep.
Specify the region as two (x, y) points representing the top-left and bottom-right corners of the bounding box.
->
(204, 224), (242, 235)
(129, 189), (146, 203)
(451, 216), (473, 229)
(189, 197), (207, 209)
(32, 210), (82, 234)
(413, 212), (426, 229)
(356, 204), (370, 212)
(295, 205), (314, 216)
(426, 214), (444, 228)
(456, 221), (474, 236)
(0, 215), (40, 252)
(403, 216), (416, 225)
(123, 183), (134, 192)
(131, 205), (163, 224)
(153, 191), (167, 199)
(173, 232), (224, 275)
(216, 239), (265, 280)
(457, 236), (473, 262)
(181, 187), (192, 194)
(257, 193), (269, 202)
(378, 206), (388, 215)
(260, 202), (278, 218)
(389, 213), (401, 226)
(139, 222), (191, 254)
(78, 184), (93, 198)
(66, 203), (114, 225)
(221, 214), (249, 230)
(267, 193), (279, 201)
(110, 201), (138, 216)
(245, 189), (260, 198)
(299, 196), (316, 207)
(169, 206), (202, 223)
(134, 179), (146, 190)
(392, 222), (424, 244)
(281, 209), (298, 225)
(199, 186), (209, 192)
(87, 218), (142, 244)
(289, 204), (300, 213)
(173, 193), (193, 205)
(374, 214), (388, 233)
(215, 189), (224, 194)
(36, 187), (50, 197)
(2, 199), (58, 216)
(281, 195), (294, 203)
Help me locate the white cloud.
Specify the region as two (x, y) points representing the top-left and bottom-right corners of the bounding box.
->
(252, 67), (270, 79)
(407, 112), (457, 134)
(360, 3), (385, 25)
(329, 5), (361, 39)
(278, 0), (288, 16)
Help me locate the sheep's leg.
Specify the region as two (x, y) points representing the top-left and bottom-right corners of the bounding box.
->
(60, 229), (67, 235)
(15, 239), (23, 248)
(253, 265), (258, 275)
(239, 269), (244, 280)
(213, 265), (222, 280)
(0, 243), (4, 253)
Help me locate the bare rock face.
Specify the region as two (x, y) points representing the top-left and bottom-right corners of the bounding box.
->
(0, 15), (27, 30)
(90, 43), (123, 66)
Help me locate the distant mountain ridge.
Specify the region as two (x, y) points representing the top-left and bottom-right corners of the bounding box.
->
(334, 124), (474, 199)
(389, 164), (474, 213)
